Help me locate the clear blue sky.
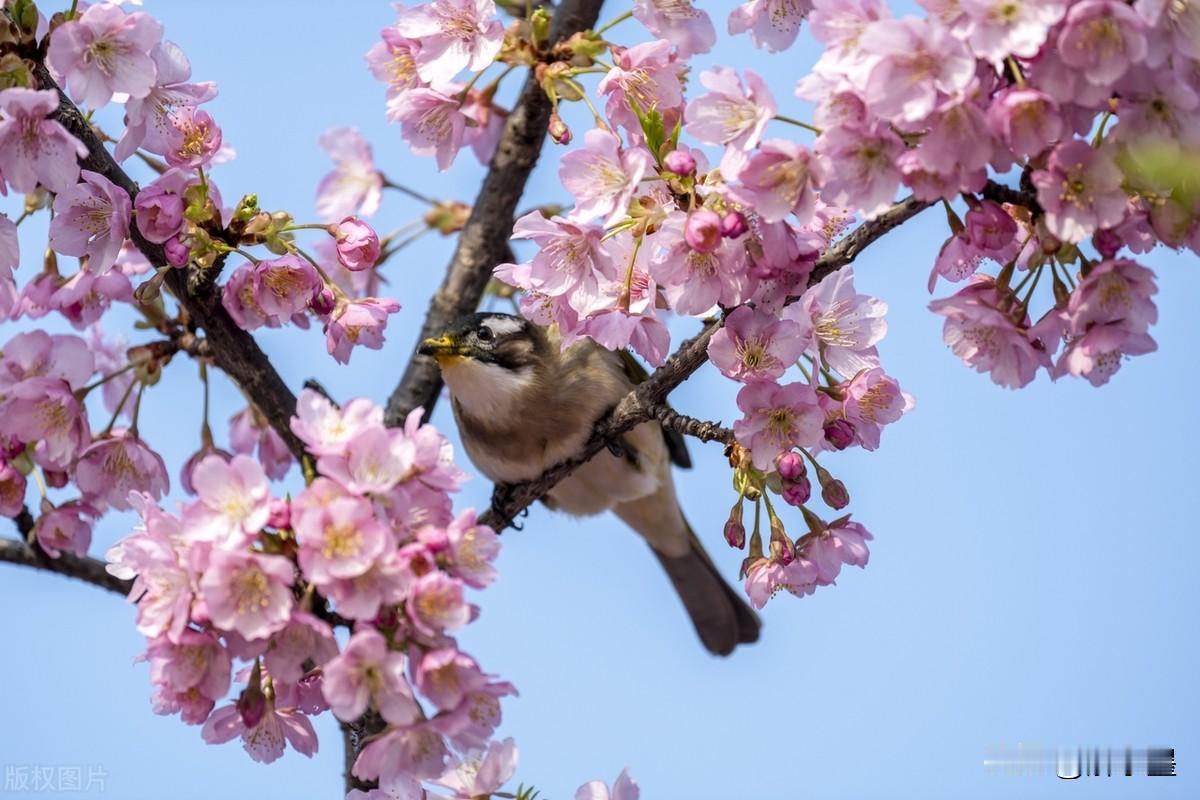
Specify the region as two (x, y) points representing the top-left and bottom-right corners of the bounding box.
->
(2, 2), (1198, 799)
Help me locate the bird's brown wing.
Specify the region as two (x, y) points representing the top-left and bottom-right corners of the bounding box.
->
(615, 349), (692, 469)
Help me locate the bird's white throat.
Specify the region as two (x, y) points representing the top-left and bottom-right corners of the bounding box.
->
(441, 359), (536, 421)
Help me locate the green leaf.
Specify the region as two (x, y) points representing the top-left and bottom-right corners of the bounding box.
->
(630, 102), (666, 166)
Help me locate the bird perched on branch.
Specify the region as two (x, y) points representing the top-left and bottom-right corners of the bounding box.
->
(419, 312), (760, 656)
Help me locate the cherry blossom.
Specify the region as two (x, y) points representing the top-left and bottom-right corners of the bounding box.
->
(48, 170), (132, 274)
(47, 3), (163, 109)
(393, 0), (504, 85)
(0, 88), (88, 193)
(728, 0), (812, 52)
(633, 0), (715, 57)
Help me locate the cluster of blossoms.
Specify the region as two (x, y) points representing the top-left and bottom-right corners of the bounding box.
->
(99, 388), (531, 795)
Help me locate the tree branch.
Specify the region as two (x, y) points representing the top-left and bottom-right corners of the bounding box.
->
(479, 194), (935, 530)
(27, 59), (308, 462)
(650, 405), (734, 445)
(384, 0), (609, 426)
(0, 535), (133, 596)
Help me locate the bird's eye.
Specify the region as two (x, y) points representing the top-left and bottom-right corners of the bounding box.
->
(476, 326), (494, 342)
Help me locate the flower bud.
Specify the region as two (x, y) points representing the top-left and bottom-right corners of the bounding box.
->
(684, 209), (722, 253)
(775, 451), (805, 481)
(164, 235), (190, 267)
(333, 217), (380, 271)
(548, 112), (572, 145)
(309, 285), (336, 317)
(768, 513), (794, 565)
(44, 470), (68, 490)
(781, 477), (811, 507)
(1092, 228), (1121, 260)
(267, 498), (291, 529)
(663, 149), (696, 176)
(237, 684), (266, 730)
(720, 210), (749, 239)
(723, 502), (745, 549)
(823, 419), (855, 450)
(821, 478), (850, 510)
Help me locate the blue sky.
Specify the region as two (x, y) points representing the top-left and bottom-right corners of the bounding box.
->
(2, 2), (1198, 799)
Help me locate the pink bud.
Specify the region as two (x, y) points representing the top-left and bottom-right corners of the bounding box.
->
(164, 235), (189, 268)
(720, 211), (749, 239)
(724, 503), (745, 549)
(823, 419), (855, 450)
(781, 477), (811, 507)
(548, 112), (572, 145)
(267, 498), (291, 529)
(309, 286), (336, 317)
(684, 209), (723, 253)
(44, 470), (68, 489)
(1092, 228), (1122, 260)
(0, 436), (24, 460)
(663, 149), (696, 176)
(333, 217), (380, 271)
(775, 451), (805, 481)
(821, 478), (849, 510)
(237, 686), (266, 729)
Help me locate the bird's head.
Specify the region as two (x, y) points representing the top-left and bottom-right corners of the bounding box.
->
(419, 312), (549, 418)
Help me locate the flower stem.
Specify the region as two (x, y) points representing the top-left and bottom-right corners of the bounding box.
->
(129, 381), (147, 439)
(774, 115), (823, 135)
(102, 379), (138, 437)
(1006, 56), (1026, 87)
(595, 9), (632, 35)
(617, 227), (646, 313)
(381, 175), (437, 206)
(79, 361), (139, 396)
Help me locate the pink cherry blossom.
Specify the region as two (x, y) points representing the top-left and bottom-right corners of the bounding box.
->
(576, 769), (640, 800)
(429, 677), (514, 751)
(1066, 258), (1158, 335)
(986, 88), (1064, 161)
(74, 432), (170, 512)
(407, 571), (473, 637)
(1, 380), (92, 472)
(47, 170), (131, 274)
(597, 40), (685, 134)
(324, 550), (411, 621)
(1056, 323), (1157, 386)
(444, 509), (500, 588)
(0, 88), (88, 193)
(228, 407), (294, 481)
(1031, 141), (1128, 243)
(500, 211), (607, 309)
(34, 502), (95, 558)
(814, 124), (903, 218)
(134, 168), (199, 244)
(199, 550), (294, 641)
(106, 496), (193, 643)
(960, 0), (1066, 64)
(394, 0), (504, 85)
(0, 329), (95, 391)
(145, 630), (231, 724)
(315, 128), (383, 221)
(434, 738), (518, 800)
(296, 495), (389, 583)
(649, 213), (751, 315)
(48, 268), (134, 329)
(685, 66), (776, 176)
(325, 297), (402, 364)
(201, 700), (318, 764)
(322, 628), (420, 724)
(115, 41), (218, 161)
(182, 454), (271, 547)
(707, 306), (807, 382)
(163, 107), (222, 169)
(353, 723), (450, 785)
(634, 0), (715, 56)
(333, 217), (380, 271)
(734, 381), (825, 470)
(1058, 1), (1148, 87)
(47, 3), (163, 108)
(290, 389), (383, 457)
(928, 278), (1048, 389)
(414, 648), (486, 711)
(729, 138), (819, 224)
(263, 612), (338, 684)
(366, 28), (425, 102)
(315, 424), (415, 495)
(861, 17), (975, 124)
(785, 266), (886, 377)
(0, 461), (26, 518)
(728, 0), (812, 52)
(840, 367), (912, 450)
(392, 87), (468, 172)
(560, 129), (653, 226)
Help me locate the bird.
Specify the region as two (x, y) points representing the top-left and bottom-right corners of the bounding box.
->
(418, 311), (760, 656)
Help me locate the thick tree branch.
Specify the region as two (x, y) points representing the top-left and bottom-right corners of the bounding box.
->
(28, 60), (307, 462)
(384, 0), (608, 426)
(479, 194), (935, 530)
(0, 535), (133, 596)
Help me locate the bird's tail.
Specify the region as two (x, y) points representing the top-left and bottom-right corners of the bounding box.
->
(648, 524), (761, 657)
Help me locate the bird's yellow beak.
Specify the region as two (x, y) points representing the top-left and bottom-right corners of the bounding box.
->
(419, 334), (467, 364)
